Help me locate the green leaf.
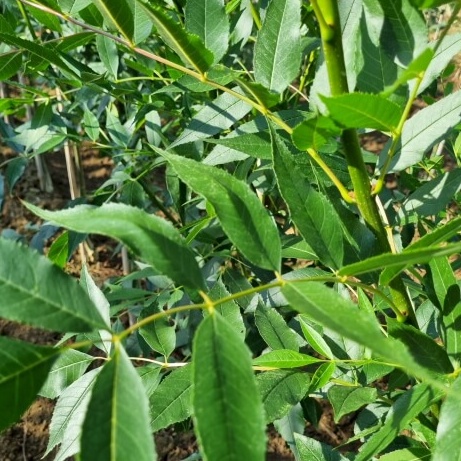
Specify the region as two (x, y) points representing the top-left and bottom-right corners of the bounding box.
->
(162, 152), (281, 271)
(138, 1), (214, 74)
(282, 281), (435, 380)
(96, 34), (119, 78)
(91, 0), (134, 42)
(255, 304), (300, 351)
(150, 365), (192, 431)
(253, 350), (321, 369)
(254, 0), (302, 93)
(0, 337), (59, 432)
(82, 106), (100, 141)
(328, 386), (378, 423)
(385, 90), (461, 171)
(185, 0), (229, 63)
(39, 349), (93, 399)
(308, 362), (336, 393)
(298, 316), (333, 359)
(205, 131), (272, 159)
(294, 433), (347, 461)
(139, 304), (176, 358)
(433, 374), (461, 461)
(271, 124), (344, 269)
(24, 202), (205, 290)
(193, 313), (266, 461)
(126, 0), (153, 45)
(335, 243), (461, 282)
(256, 370), (310, 423)
(60, 0), (92, 14)
(377, 0), (427, 66)
(169, 87), (253, 148)
(381, 216), (461, 284)
(0, 238), (107, 332)
(292, 115), (342, 151)
(0, 33), (78, 78)
(207, 279), (245, 338)
(399, 170), (461, 220)
(321, 93), (402, 133)
(429, 257), (461, 362)
(388, 319), (453, 374)
(378, 448), (432, 461)
(80, 346), (155, 461)
(420, 33), (461, 94)
(410, 0), (453, 9)
(356, 384), (443, 461)
(45, 368), (100, 461)
(274, 404), (305, 458)
(0, 51), (22, 80)
(235, 78), (280, 109)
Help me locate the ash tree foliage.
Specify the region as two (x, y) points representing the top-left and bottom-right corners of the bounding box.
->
(1, 0), (461, 460)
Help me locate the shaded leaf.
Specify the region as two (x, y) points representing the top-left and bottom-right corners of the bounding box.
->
(193, 313), (266, 461)
(308, 362), (336, 393)
(292, 116), (342, 151)
(0, 238), (107, 332)
(185, 0), (229, 63)
(328, 386), (378, 423)
(356, 384), (443, 461)
(24, 202), (205, 290)
(92, 0), (134, 42)
(298, 316), (333, 359)
(0, 337), (59, 431)
(271, 124), (344, 269)
(169, 87), (252, 148)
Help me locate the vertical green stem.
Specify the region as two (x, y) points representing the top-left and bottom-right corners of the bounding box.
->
(312, 0), (416, 325)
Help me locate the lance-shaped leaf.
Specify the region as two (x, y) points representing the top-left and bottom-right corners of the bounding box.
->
(162, 152), (281, 271)
(292, 115), (342, 151)
(0, 51), (22, 80)
(39, 349), (93, 399)
(254, 0), (302, 93)
(384, 90), (461, 172)
(80, 347), (155, 461)
(45, 368), (101, 461)
(138, 0), (213, 74)
(381, 216), (461, 284)
(321, 93), (402, 133)
(60, 0), (92, 14)
(253, 350), (320, 369)
(429, 257), (461, 362)
(185, 0), (229, 63)
(91, 0), (134, 42)
(0, 337), (59, 431)
(356, 384), (443, 461)
(334, 242), (461, 283)
(169, 87), (253, 148)
(271, 124), (344, 269)
(193, 313), (266, 461)
(282, 281), (436, 381)
(0, 238), (107, 332)
(433, 374), (461, 461)
(24, 202), (205, 290)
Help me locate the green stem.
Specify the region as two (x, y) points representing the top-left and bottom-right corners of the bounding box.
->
(313, 0), (416, 325)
